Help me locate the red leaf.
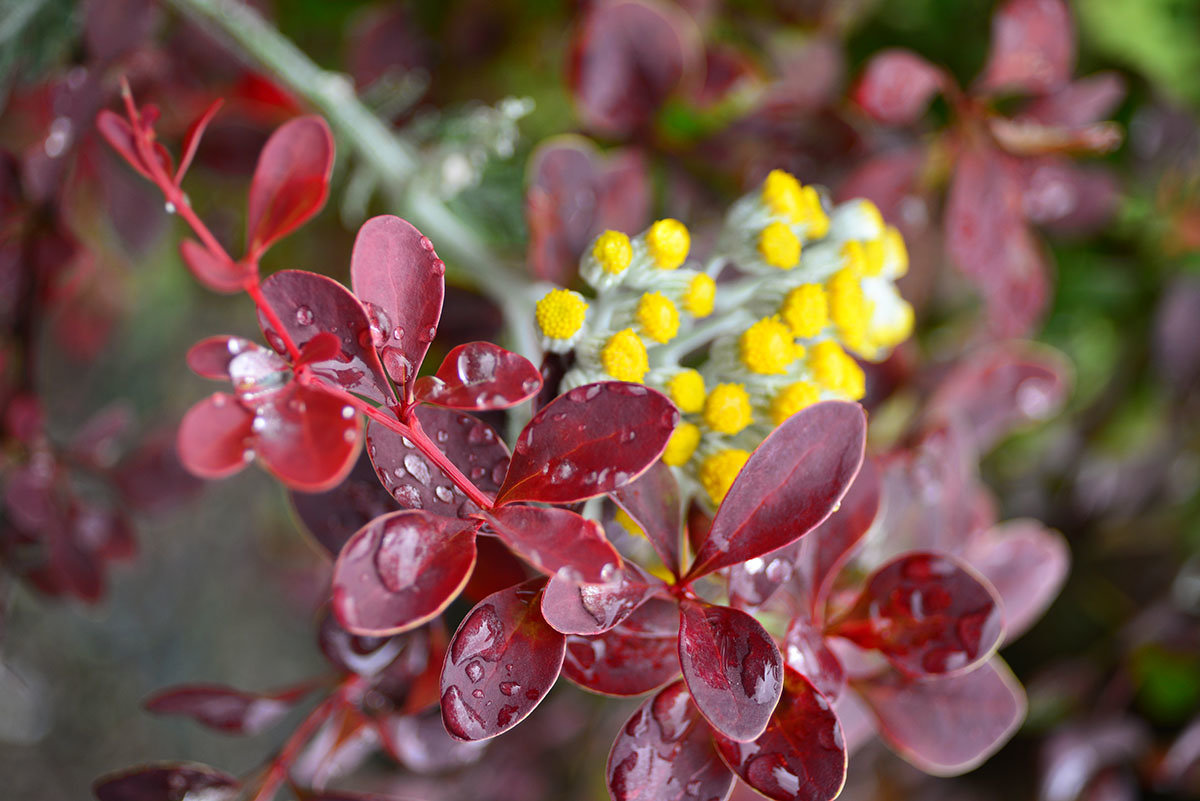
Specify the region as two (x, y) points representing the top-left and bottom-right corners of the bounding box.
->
(782, 619), (846, 701)
(95, 110), (153, 180)
(1021, 72), (1126, 128)
(686, 401), (865, 581)
(439, 579), (565, 741)
(93, 763), (239, 801)
(606, 680), (735, 801)
(379, 708), (486, 774)
(239, 383), (359, 491)
(481, 504), (622, 584)
(366, 406), (509, 517)
(291, 453), (399, 557)
(258, 269), (393, 404)
(175, 98), (224, 184)
(711, 668), (847, 801)
(853, 49), (945, 125)
(678, 600), (783, 742)
(562, 598), (681, 696)
(176, 393), (254, 479)
(143, 683), (309, 735)
(245, 115), (334, 258)
(349, 215), (445, 390)
(855, 657), (1026, 776)
(496, 382), (677, 506)
(541, 562), (661, 635)
(179, 239), (250, 294)
(332, 510), (478, 636)
(611, 461), (684, 578)
(979, 0), (1075, 96)
(463, 535), (532, 603)
(413, 342), (542, 410)
(963, 519), (1069, 642)
(185, 336), (256, 380)
(830, 552), (1003, 677)
(316, 608), (410, 677)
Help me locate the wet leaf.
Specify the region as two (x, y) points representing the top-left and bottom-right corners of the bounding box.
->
(853, 49), (945, 125)
(561, 598), (682, 697)
(143, 683), (310, 735)
(378, 707), (487, 774)
(611, 461), (684, 578)
(963, 519), (1069, 642)
(92, 762), (239, 801)
(185, 336), (255, 380)
(316, 607), (409, 676)
(176, 393), (254, 479)
(541, 562), (661, 635)
(291, 452), (399, 557)
(179, 239), (249, 294)
(979, 0), (1075, 95)
(252, 384), (362, 492)
(413, 342), (541, 410)
(481, 504), (622, 584)
(782, 620), (846, 701)
(245, 115), (334, 258)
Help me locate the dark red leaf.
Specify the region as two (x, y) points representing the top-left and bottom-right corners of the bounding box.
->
(316, 608), (409, 676)
(93, 763), (239, 801)
(297, 331), (343, 365)
(782, 620), (846, 701)
(481, 504), (622, 584)
(687, 401), (865, 581)
(1021, 159), (1120, 233)
(179, 239), (250, 294)
(496, 382), (677, 506)
(979, 0), (1074, 95)
(176, 393), (254, 479)
(378, 707), (486, 774)
(606, 680), (735, 801)
(439, 579), (566, 741)
(69, 403), (134, 468)
(185, 336), (256, 380)
(85, 0), (156, 64)
(853, 49), (945, 125)
(611, 460), (684, 578)
(463, 535), (532, 602)
(143, 683), (309, 735)
(712, 668), (847, 801)
(830, 552), (1003, 677)
(366, 406), (509, 517)
(292, 453), (399, 557)
(332, 510), (478, 636)
(245, 116), (334, 258)
(541, 562), (661, 635)
(562, 598), (681, 697)
(258, 269), (393, 404)
(678, 599), (783, 742)
(854, 657), (1026, 776)
(963, 519), (1069, 642)
(1021, 72), (1126, 128)
(95, 110), (153, 180)
(413, 342), (542, 410)
(349, 215), (445, 390)
(175, 99), (224, 184)
(253, 384), (362, 492)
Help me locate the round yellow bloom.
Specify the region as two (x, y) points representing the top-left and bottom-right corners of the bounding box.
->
(762, 169), (804, 223)
(863, 238), (887, 277)
(600, 328), (649, 383)
(859, 199), (885, 235)
(882, 225), (908, 277)
(827, 267), (870, 350)
(683, 273), (716, 317)
(758, 222), (801, 269)
(801, 186), (829, 238)
(770, 381), (820, 425)
(739, 316), (799, 375)
(840, 241), (868, 278)
(666, 369), (706, 414)
(809, 340), (865, 400)
(535, 289), (588, 340)
(699, 448), (750, 505)
(780, 284), (828, 339)
(635, 292), (680, 343)
(703, 383), (753, 434)
(662, 422), (701, 467)
(593, 230), (633, 274)
(868, 298), (914, 351)
(646, 219), (690, 270)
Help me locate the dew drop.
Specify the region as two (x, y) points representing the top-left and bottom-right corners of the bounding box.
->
(465, 660), (485, 683)
(251, 415), (267, 433)
(457, 346), (499, 384)
(435, 485), (454, 503)
(471, 688), (484, 699)
(499, 681), (520, 696)
(441, 686), (485, 740)
(392, 484), (422, 508)
(418, 235), (434, 251)
(295, 305), (314, 326)
(341, 406), (355, 419)
(403, 454), (432, 485)
(436, 429), (449, 443)
(431, 259), (446, 276)
(164, 201), (176, 215)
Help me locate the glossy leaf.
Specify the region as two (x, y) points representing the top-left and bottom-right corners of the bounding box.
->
(463, 535), (533, 603)
(175, 98), (224, 184)
(979, 0), (1074, 95)
(562, 598), (681, 697)
(179, 239), (249, 294)
(291, 452), (399, 557)
(482, 504), (622, 584)
(687, 401), (866, 580)
(379, 707), (487, 774)
(413, 342), (542, 410)
(963, 519), (1069, 641)
(316, 608), (409, 676)
(143, 683), (309, 735)
(439, 579), (566, 741)
(496, 382), (677, 506)
(606, 680), (735, 801)
(332, 510), (478, 636)
(185, 336), (255, 380)
(350, 215), (445, 389)
(855, 657), (1026, 776)
(830, 552), (1004, 677)
(245, 115), (334, 258)
(541, 562), (660, 635)
(176, 393), (254, 479)
(95, 110), (154, 181)
(678, 600), (783, 742)
(854, 49), (945, 125)
(611, 460), (684, 578)
(253, 384), (362, 492)
(712, 668), (847, 801)
(93, 762), (239, 801)
(782, 619), (846, 701)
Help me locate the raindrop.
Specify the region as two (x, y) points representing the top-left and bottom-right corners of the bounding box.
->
(392, 326), (405, 341)
(431, 259), (446, 276)
(343, 429), (357, 442)
(164, 201), (176, 215)
(436, 429), (449, 443)
(393, 485), (422, 508)
(499, 682), (520, 697)
(435, 485), (454, 503)
(295, 306), (315, 326)
(251, 415), (267, 433)
(403, 454), (432, 485)
(341, 406), (355, 419)
(471, 689), (485, 699)
(418, 236), (434, 251)
(457, 346), (499, 384)
(465, 661), (485, 683)
(550, 461), (575, 484)
(241, 449), (255, 462)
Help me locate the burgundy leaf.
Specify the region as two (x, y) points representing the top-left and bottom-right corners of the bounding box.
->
(95, 110), (153, 180)
(611, 460), (684, 578)
(316, 608), (410, 676)
(332, 510), (478, 636)
(143, 683), (309, 735)
(176, 393), (254, 479)
(979, 0), (1075, 96)
(349, 215), (445, 389)
(253, 384), (362, 492)
(291, 453), (399, 557)
(439, 579), (566, 741)
(782, 620), (846, 701)
(175, 98), (224, 184)
(93, 763), (239, 801)
(185, 336), (256, 380)
(687, 401), (865, 580)
(366, 406), (509, 517)
(963, 519), (1069, 642)
(712, 668), (847, 801)
(496, 382), (677, 506)
(678, 599), (783, 742)
(245, 115), (334, 258)
(854, 657), (1026, 776)
(481, 504), (622, 584)
(378, 708), (486, 774)
(606, 680), (735, 801)
(463, 535), (533, 602)
(179, 239), (249, 294)
(1021, 72), (1126, 128)
(853, 49), (945, 125)
(835, 146), (926, 220)
(413, 342), (542, 410)
(258, 269), (392, 404)
(562, 598), (681, 697)
(541, 562), (661, 635)
(830, 552), (1004, 677)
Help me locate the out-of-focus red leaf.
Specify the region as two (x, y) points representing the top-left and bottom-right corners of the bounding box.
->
(853, 49), (945, 125)
(143, 683), (310, 735)
(964, 519), (1069, 642)
(979, 0), (1074, 95)
(835, 146), (926, 220)
(291, 453), (399, 557)
(179, 239), (250, 294)
(439, 579), (565, 741)
(332, 510), (478, 636)
(185, 336), (256, 380)
(687, 401), (865, 580)
(84, 0), (157, 64)
(495, 382), (677, 506)
(350, 215), (445, 390)
(1019, 158), (1120, 233)
(245, 116), (334, 258)
(712, 668), (847, 801)
(678, 599), (783, 742)
(177, 393), (254, 479)
(541, 562), (660, 635)
(855, 657), (1026, 776)
(611, 461), (684, 578)
(562, 598), (681, 696)
(253, 384), (362, 492)
(690, 42), (762, 107)
(378, 708), (486, 774)
(115, 429), (203, 513)
(316, 608), (408, 676)
(1021, 72), (1126, 128)
(95, 110), (153, 180)
(175, 99), (225, 184)
(783, 619), (846, 701)
(69, 403), (133, 468)
(606, 680), (735, 801)
(481, 504), (622, 584)
(93, 763), (239, 801)
(413, 342), (542, 410)
(1155, 276), (1200, 395)
(258, 269), (392, 404)
(462, 535), (531, 603)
